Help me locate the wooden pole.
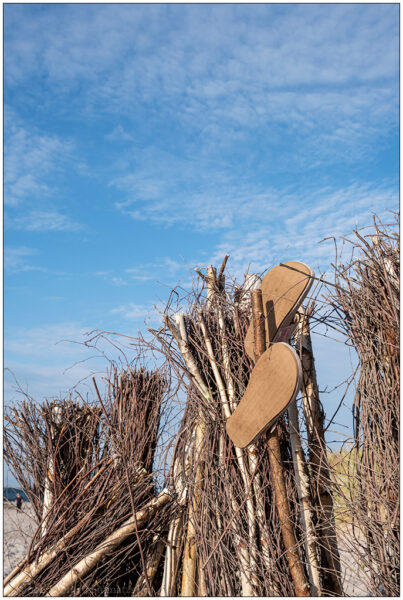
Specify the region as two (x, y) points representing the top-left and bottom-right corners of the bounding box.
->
(178, 312), (206, 598)
(251, 289), (310, 597)
(288, 399), (322, 595)
(295, 307), (343, 596)
(41, 403), (63, 537)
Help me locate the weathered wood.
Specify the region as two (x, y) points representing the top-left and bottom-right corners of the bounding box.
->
(180, 429), (204, 597)
(199, 312), (257, 595)
(132, 536), (165, 596)
(267, 430), (310, 596)
(41, 404), (63, 537)
(160, 511), (184, 596)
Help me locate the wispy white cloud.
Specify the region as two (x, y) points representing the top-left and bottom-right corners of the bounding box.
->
(5, 107), (74, 206)
(110, 141), (398, 248)
(5, 246), (42, 273)
(105, 125), (134, 142)
(95, 257), (185, 287)
(5, 323), (94, 360)
(110, 302), (163, 324)
(95, 271), (129, 286)
(9, 210), (82, 232)
(126, 257), (183, 281)
(124, 270), (153, 282)
(110, 277), (127, 287)
(4, 107), (82, 233)
(110, 147), (257, 230)
(4, 322), (109, 402)
(209, 182), (398, 277)
(4, 361), (95, 404)
(5, 5), (398, 159)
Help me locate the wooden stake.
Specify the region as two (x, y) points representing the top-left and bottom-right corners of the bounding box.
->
(251, 289), (266, 359)
(295, 308), (343, 596)
(160, 511), (184, 597)
(206, 265), (217, 309)
(251, 289), (310, 597)
(41, 404), (63, 537)
(288, 399), (322, 595)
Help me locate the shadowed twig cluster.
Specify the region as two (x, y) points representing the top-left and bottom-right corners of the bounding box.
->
(325, 215), (399, 596)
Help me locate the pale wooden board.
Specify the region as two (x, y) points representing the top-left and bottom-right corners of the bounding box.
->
(244, 261), (313, 360)
(226, 343), (302, 448)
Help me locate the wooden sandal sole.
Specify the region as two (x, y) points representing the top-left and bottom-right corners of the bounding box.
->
(226, 343), (302, 448)
(244, 261), (314, 360)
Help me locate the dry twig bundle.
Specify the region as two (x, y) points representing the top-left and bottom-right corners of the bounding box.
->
(326, 216), (399, 596)
(147, 260), (342, 596)
(5, 257), (352, 597)
(4, 366), (172, 597)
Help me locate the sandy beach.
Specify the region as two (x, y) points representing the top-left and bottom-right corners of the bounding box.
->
(3, 502), (37, 580)
(337, 525), (371, 596)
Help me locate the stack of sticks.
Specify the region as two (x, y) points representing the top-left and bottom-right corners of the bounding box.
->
(4, 261), (344, 597)
(327, 216), (400, 596)
(4, 367), (172, 597)
(149, 260), (342, 596)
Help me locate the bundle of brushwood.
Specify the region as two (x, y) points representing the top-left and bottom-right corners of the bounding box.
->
(148, 259), (343, 596)
(327, 216), (399, 596)
(4, 261), (347, 597)
(4, 366), (173, 597)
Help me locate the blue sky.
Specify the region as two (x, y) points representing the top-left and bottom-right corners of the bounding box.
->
(4, 4), (399, 450)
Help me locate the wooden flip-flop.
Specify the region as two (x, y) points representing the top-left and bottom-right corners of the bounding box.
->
(226, 343), (302, 448)
(244, 261), (314, 360)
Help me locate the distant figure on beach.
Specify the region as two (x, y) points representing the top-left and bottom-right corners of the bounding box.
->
(16, 492), (23, 511)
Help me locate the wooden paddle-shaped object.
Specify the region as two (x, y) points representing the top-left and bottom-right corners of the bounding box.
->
(244, 261), (314, 360)
(226, 343), (302, 448)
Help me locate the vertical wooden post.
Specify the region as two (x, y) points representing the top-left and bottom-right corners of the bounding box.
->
(41, 403), (63, 537)
(206, 266), (217, 309)
(296, 307), (342, 596)
(251, 289), (310, 597)
(179, 313), (206, 597)
(288, 398), (322, 595)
